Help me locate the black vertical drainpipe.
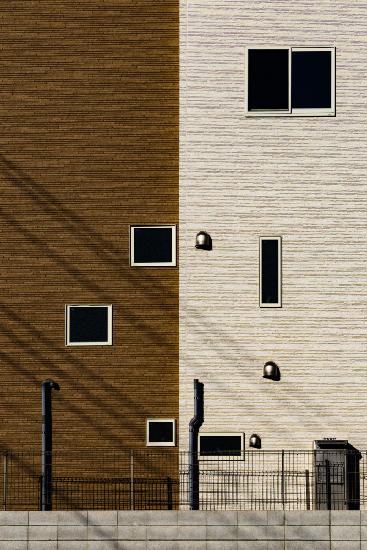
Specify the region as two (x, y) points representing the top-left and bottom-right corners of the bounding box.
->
(41, 379), (60, 511)
(189, 379), (204, 510)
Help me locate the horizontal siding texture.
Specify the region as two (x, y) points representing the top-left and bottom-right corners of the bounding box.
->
(0, 0), (179, 456)
(179, 1), (367, 449)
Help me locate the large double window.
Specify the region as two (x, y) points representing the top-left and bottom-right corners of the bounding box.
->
(246, 47), (335, 116)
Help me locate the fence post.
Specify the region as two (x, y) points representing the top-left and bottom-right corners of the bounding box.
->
(167, 476), (173, 510)
(325, 459), (331, 510)
(305, 469), (310, 510)
(130, 450), (134, 510)
(281, 449), (285, 509)
(3, 453), (7, 511)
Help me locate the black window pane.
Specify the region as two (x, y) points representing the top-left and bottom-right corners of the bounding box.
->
(133, 227), (173, 263)
(261, 240), (279, 304)
(69, 307), (108, 343)
(149, 422), (174, 443)
(292, 51), (332, 109)
(248, 49), (289, 111)
(200, 436), (242, 456)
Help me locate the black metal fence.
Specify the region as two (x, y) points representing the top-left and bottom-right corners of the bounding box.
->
(52, 476), (175, 510)
(1, 449), (366, 511)
(1, 450), (180, 511)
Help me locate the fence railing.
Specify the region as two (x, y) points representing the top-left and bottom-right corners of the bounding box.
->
(1, 449), (366, 511)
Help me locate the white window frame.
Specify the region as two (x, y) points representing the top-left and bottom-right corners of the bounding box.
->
(146, 418), (176, 447)
(65, 304), (113, 346)
(245, 46), (335, 117)
(259, 236), (282, 308)
(130, 225), (177, 267)
(198, 432), (245, 457)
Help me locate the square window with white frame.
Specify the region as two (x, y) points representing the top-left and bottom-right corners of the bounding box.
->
(245, 47), (335, 116)
(66, 305), (112, 346)
(199, 433), (245, 457)
(130, 225), (176, 267)
(146, 419), (176, 446)
(259, 237), (282, 308)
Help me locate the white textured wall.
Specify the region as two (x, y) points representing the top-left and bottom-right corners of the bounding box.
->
(179, 1), (367, 450)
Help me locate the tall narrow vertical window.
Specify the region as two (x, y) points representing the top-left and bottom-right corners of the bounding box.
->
(260, 237), (282, 307)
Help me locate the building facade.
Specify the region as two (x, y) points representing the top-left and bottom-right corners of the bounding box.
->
(2, 0), (367, 512)
(0, 0), (179, 464)
(179, 0), (367, 451)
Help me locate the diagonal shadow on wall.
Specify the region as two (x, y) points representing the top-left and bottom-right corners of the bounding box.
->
(0, 154), (178, 308)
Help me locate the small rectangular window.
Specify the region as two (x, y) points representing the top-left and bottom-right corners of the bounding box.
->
(66, 305), (112, 346)
(199, 433), (244, 457)
(130, 225), (176, 266)
(246, 47), (335, 116)
(146, 419), (176, 446)
(260, 237), (282, 308)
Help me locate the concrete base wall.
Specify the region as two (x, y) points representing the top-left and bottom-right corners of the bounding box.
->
(0, 510), (366, 549)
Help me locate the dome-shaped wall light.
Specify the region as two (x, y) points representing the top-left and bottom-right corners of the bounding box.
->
(195, 231), (212, 251)
(263, 361), (280, 381)
(249, 434), (261, 449)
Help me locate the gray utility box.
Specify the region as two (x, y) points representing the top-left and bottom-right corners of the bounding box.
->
(314, 439), (361, 510)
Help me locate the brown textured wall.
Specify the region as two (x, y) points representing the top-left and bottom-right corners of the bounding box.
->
(0, 0), (179, 457)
